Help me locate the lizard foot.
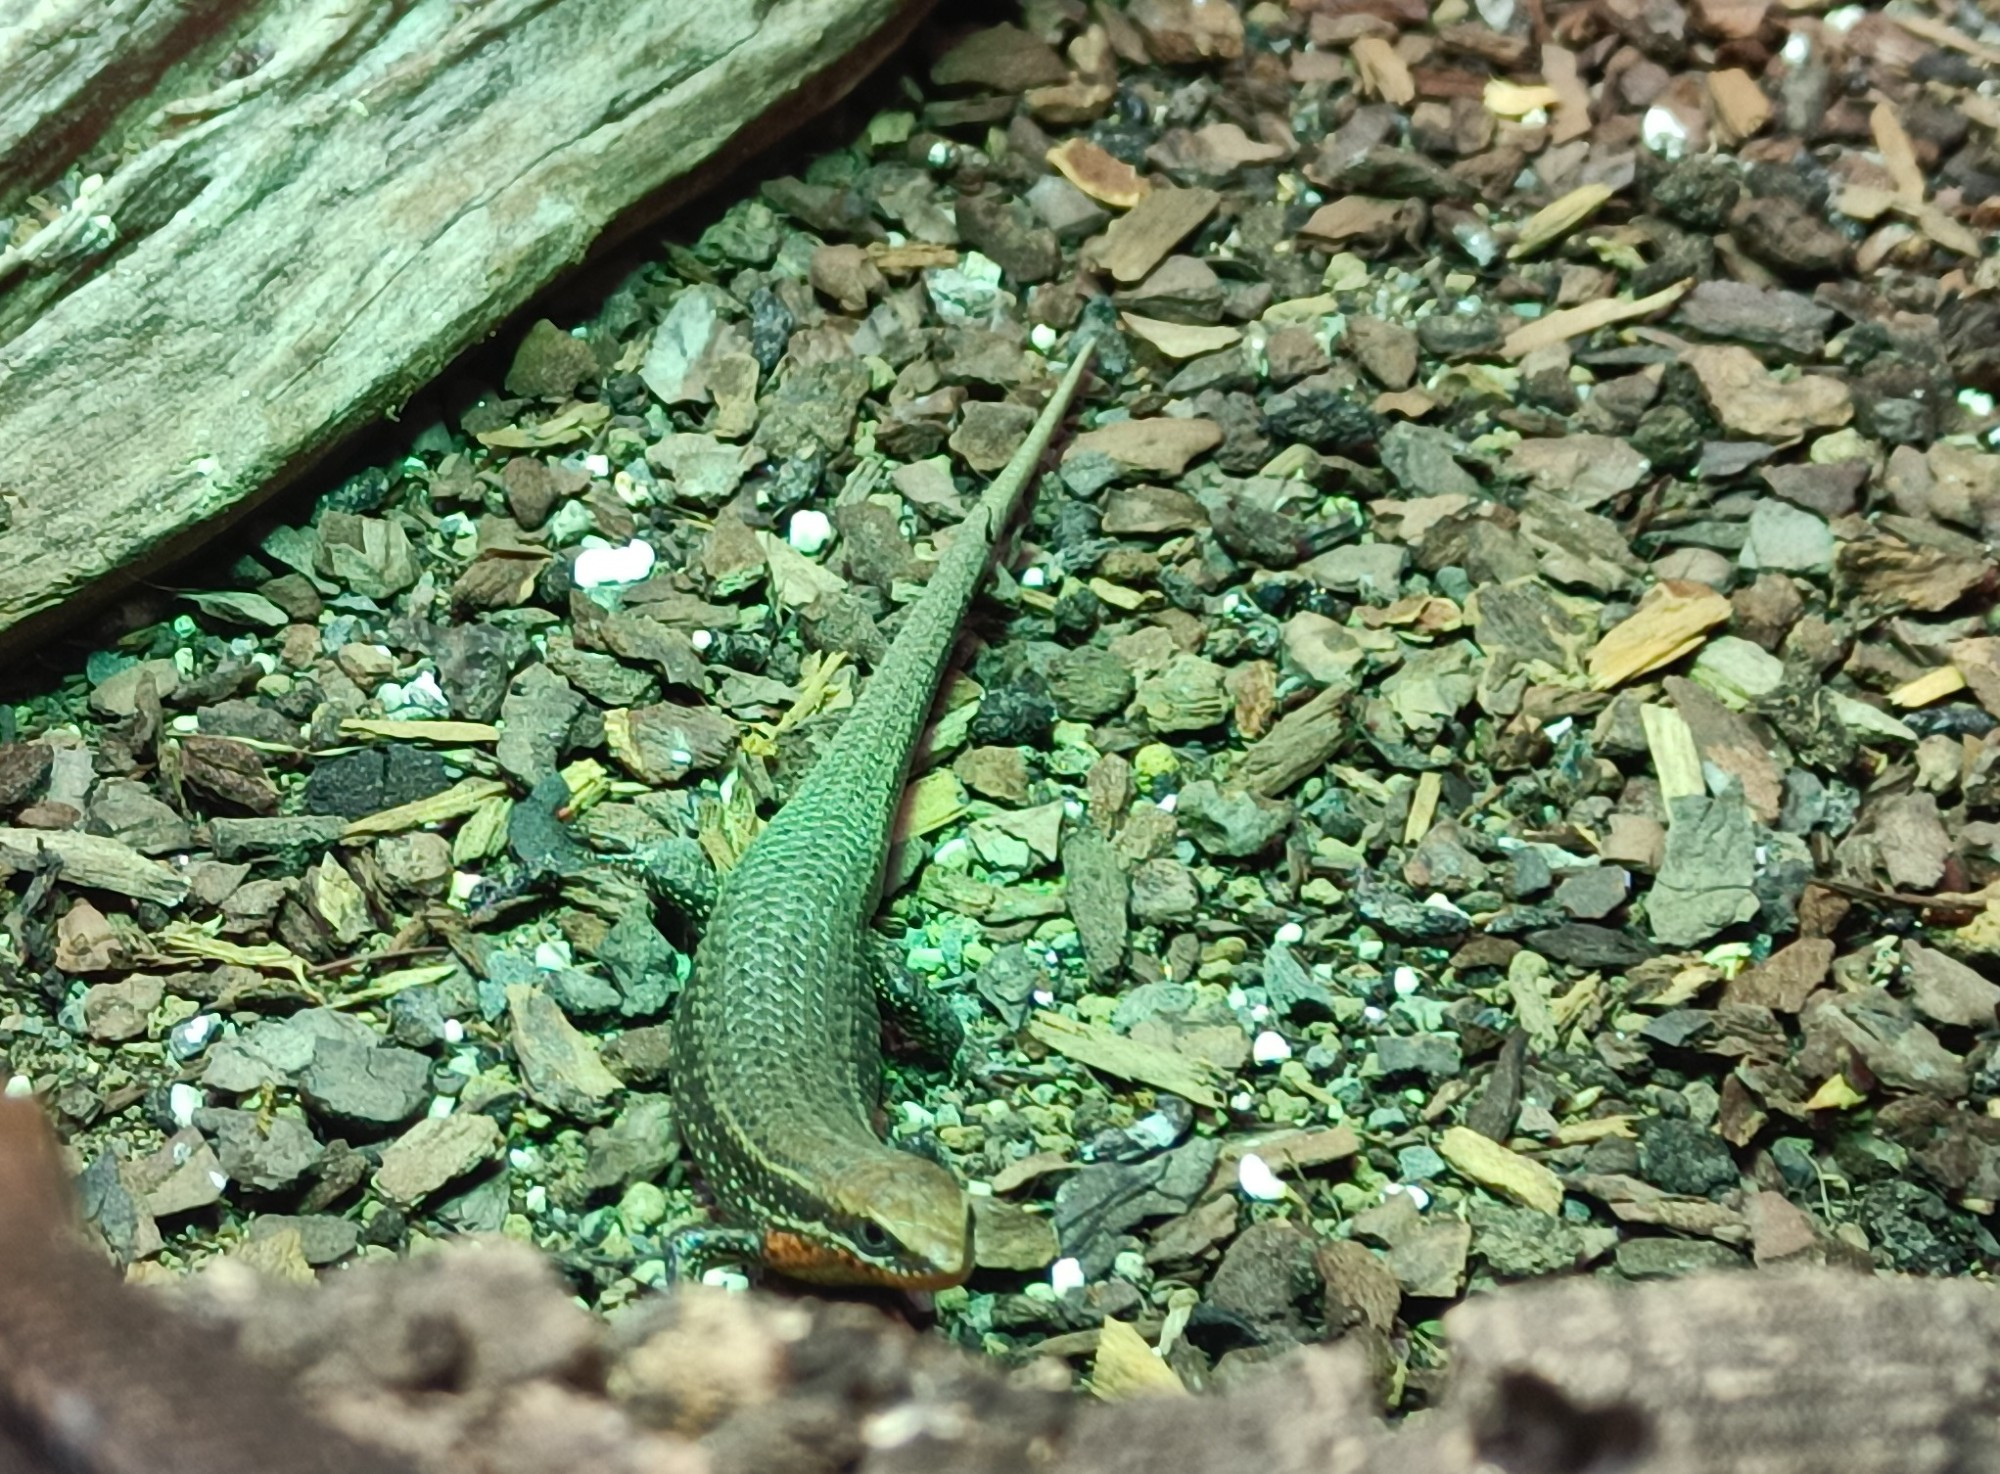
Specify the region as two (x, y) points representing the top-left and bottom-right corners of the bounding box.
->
(662, 1222), (762, 1287)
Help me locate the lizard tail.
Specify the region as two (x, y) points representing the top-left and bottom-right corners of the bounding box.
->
(976, 339), (1095, 532)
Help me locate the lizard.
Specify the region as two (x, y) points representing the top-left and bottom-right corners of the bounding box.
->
(619, 338), (1097, 1289)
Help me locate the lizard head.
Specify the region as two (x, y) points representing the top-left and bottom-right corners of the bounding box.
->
(762, 1152), (972, 1290)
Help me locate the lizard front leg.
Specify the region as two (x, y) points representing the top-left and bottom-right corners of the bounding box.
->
(865, 930), (965, 1070)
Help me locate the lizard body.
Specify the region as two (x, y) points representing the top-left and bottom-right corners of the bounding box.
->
(665, 341), (1095, 1286)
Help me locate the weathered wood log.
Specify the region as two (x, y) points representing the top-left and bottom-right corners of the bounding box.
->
(0, 0), (928, 657)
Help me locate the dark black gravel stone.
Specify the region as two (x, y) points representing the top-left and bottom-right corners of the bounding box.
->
(1260, 377), (1384, 454)
(1853, 1181), (1978, 1276)
(969, 683), (1056, 747)
(1416, 310), (1503, 361)
(319, 466), (394, 516)
(1525, 923), (1657, 967)
(304, 744), (449, 819)
(1375, 1033), (1464, 1080)
(747, 285), (795, 375)
(1903, 705), (1998, 739)
(1052, 583), (1106, 640)
(1630, 403), (1702, 470)
(1636, 1115), (1739, 1196)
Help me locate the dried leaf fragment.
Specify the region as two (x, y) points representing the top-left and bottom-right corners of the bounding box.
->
(1120, 313), (1242, 358)
(1501, 279), (1690, 359)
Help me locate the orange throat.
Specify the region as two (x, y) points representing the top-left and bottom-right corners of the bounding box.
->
(761, 1229), (970, 1291)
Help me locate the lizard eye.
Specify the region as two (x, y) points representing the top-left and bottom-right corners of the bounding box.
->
(853, 1219), (898, 1257)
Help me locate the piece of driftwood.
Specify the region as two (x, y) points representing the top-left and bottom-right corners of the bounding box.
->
(0, 0), (928, 658)
(4, 1097), (1999, 1474)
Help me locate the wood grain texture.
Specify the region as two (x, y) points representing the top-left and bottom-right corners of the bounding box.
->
(0, 0), (929, 653)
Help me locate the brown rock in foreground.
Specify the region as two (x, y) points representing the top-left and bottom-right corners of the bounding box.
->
(5, 1098), (1999, 1474)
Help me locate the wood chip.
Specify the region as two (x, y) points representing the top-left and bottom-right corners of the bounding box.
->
(1068, 416), (1223, 475)
(1587, 581), (1732, 690)
(1046, 137), (1150, 208)
(1089, 1318), (1188, 1400)
(1231, 684), (1351, 796)
(0, 829), (189, 905)
(1092, 186), (1222, 282)
(1405, 769), (1442, 843)
(1640, 703), (1705, 806)
(1540, 43), (1593, 143)
(1130, 0), (1244, 62)
(1508, 183), (1614, 260)
(1026, 1011), (1226, 1108)
(1898, 199), (1983, 258)
(899, 768), (969, 841)
(1086, 577), (1157, 610)
(1216, 1124), (1360, 1175)
(1299, 195), (1409, 249)
(867, 241), (957, 274)
(1437, 1125), (1564, 1215)
(969, 1196), (1061, 1272)
(1667, 676), (1782, 823)
(1834, 183), (1896, 223)
(758, 531), (848, 606)
(988, 1150), (1076, 1194)
(339, 719), (499, 743)
(1551, 1116), (1637, 1146)
(1870, 101), (1925, 202)
(1350, 35), (1414, 105)
(1484, 79), (1560, 115)
(1680, 345), (1853, 440)
(1119, 313), (1242, 358)
(1707, 68), (1770, 144)
(339, 777), (511, 839)
(1888, 10), (2000, 68)
(1891, 666), (1967, 708)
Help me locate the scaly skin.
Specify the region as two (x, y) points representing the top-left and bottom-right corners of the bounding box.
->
(668, 342), (1096, 1287)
